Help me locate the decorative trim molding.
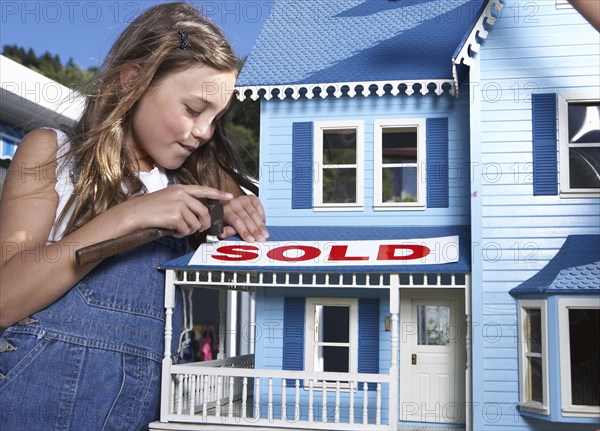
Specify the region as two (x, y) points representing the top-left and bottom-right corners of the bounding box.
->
(235, 79), (455, 101)
(452, 0), (503, 92)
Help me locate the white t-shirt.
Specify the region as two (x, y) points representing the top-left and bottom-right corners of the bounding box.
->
(48, 128), (170, 241)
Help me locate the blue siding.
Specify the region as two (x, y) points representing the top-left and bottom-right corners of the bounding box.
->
(473, 1), (600, 430)
(259, 93), (471, 227)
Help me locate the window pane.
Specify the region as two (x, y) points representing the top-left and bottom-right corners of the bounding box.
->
(318, 346), (350, 373)
(417, 305), (449, 346)
(319, 306), (350, 343)
(568, 103), (600, 143)
(323, 129), (356, 164)
(323, 167), (356, 203)
(569, 147), (600, 189)
(382, 127), (417, 164)
(569, 308), (600, 406)
(382, 166), (417, 203)
(524, 308), (542, 354)
(526, 357), (544, 403)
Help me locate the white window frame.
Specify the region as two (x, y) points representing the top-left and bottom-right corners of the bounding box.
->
(517, 299), (549, 415)
(373, 118), (426, 209)
(313, 120), (364, 210)
(558, 92), (600, 198)
(304, 297), (358, 388)
(557, 297), (600, 417)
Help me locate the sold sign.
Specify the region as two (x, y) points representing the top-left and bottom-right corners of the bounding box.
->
(189, 236), (459, 267)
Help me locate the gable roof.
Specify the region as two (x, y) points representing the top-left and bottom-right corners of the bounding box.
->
(510, 235), (600, 295)
(236, 0), (500, 101)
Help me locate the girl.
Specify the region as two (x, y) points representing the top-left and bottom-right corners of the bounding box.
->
(0, 2), (268, 429)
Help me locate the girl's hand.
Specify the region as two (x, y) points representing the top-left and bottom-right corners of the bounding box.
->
(124, 184), (233, 238)
(221, 195), (269, 242)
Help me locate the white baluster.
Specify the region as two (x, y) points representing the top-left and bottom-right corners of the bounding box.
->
(170, 377), (176, 413)
(376, 383), (382, 425)
(255, 378), (261, 419)
(176, 375), (183, 415)
(363, 382), (368, 424)
(215, 376), (222, 417)
(335, 381), (341, 423)
(242, 377), (248, 420)
(202, 376), (208, 419)
(189, 374), (196, 415)
(228, 377), (234, 418)
(349, 381), (355, 424)
(268, 378), (273, 421)
(322, 383), (327, 423)
(308, 380), (314, 422)
(295, 380), (300, 421)
(282, 379), (287, 421)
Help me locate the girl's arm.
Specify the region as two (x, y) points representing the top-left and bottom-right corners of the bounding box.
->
(0, 129), (232, 327)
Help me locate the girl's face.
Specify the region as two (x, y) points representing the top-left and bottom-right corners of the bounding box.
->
(127, 64), (237, 171)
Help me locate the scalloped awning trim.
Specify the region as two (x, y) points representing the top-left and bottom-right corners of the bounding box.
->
(235, 79), (456, 101)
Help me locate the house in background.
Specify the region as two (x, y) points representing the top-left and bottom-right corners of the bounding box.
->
(0, 54), (82, 192)
(151, 1), (599, 430)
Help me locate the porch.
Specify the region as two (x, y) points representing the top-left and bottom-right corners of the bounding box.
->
(152, 354), (392, 431)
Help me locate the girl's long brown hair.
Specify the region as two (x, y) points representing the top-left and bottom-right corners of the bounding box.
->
(58, 2), (252, 235)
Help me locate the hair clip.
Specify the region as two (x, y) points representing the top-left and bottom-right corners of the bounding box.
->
(179, 29), (190, 50)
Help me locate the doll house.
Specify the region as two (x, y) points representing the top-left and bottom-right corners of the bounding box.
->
(150, 1), (599, 430)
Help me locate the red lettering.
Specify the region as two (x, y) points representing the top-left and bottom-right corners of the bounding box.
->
(212, 245), (259, 262)
(266, 245), (321, 262)
(327, 245), (369, 261)
(377, 244), (430, 261)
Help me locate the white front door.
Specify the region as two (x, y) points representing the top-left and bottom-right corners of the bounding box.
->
(400, 289), (466, 424)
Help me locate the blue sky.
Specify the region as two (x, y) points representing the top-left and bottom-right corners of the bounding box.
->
(0, 1), (273, 69)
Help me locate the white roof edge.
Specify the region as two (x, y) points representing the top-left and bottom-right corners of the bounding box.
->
(235, 79), (456, 101)
(0, 54), (84, 123)
(452, 0), (503, 91)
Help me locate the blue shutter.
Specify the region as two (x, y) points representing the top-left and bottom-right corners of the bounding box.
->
(532, 93), (558, 196)
(358, 298), (380, 390)
(292, 122), (313, 209)
(283, 297), (305, 385)
(426, 117), (449, 208)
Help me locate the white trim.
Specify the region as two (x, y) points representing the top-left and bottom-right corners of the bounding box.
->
(235, 79), (455, 101)
(373, 119), (426, 209)
(304, 297), (358, 388)
(555, 0), (573, 9)
(452, 0), (503, 93)
(516, 299), (549, 415)
(557, 297), (600, 417)
(313, 120), (364, 210)
(558, 92), (600, 198)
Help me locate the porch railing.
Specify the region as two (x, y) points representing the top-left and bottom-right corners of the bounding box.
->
(162, 355), (391, 430)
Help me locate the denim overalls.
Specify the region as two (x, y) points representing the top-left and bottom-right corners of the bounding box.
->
(0, 231), (186, 430)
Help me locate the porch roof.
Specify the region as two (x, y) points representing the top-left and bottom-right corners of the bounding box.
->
(510, 235), (600, 295)
(161, 225), (471, 273)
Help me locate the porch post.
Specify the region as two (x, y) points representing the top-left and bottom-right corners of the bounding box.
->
(465, 274), (473, 431)
(218, 288), (227, 359)
(160, 269), (176, 422)
(389, 274), (400, 428)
